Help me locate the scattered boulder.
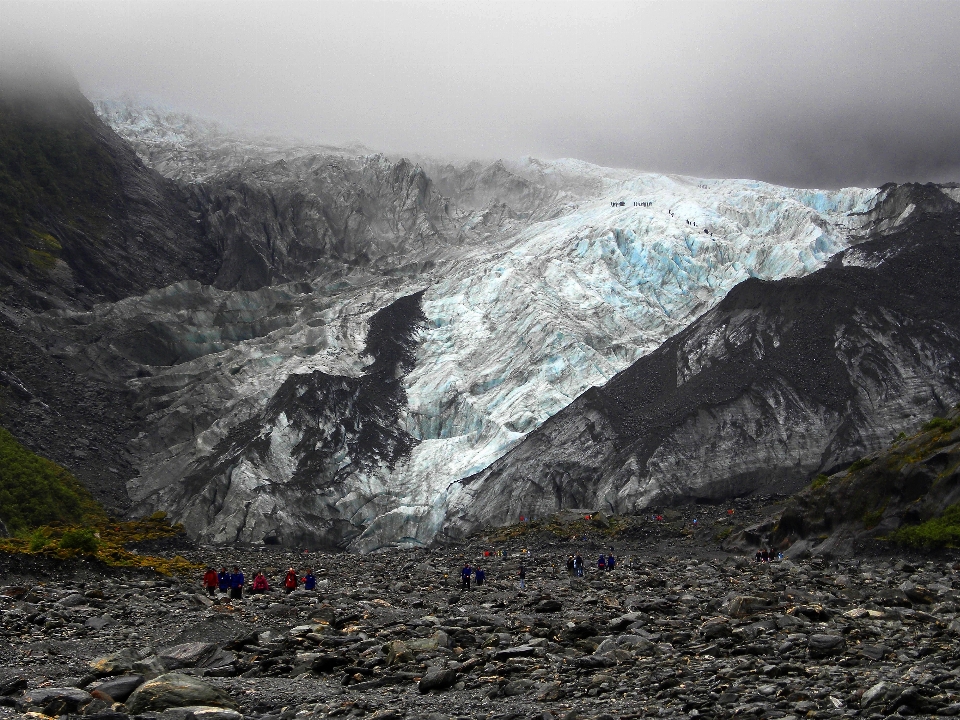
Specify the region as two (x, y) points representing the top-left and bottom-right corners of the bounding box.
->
(19, 687), (92, 715)
(807, 633), (846, 657)
(126, 673), (236, 713)
(89, 649), (138, 677)
(159, 642), (219, 670)
(88, 674), (145, 703)
(533, 598), (562, 613)
(418, 666), (458, 693)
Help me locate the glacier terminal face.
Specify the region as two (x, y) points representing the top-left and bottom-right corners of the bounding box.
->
(68, 100), (880, 549)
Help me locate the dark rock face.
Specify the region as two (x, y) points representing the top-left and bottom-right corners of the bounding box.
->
(131, 291), (427, 548)
(190, 155), (463, 292)
(449, 184), (960, 536)
(0, 67), (219, 311)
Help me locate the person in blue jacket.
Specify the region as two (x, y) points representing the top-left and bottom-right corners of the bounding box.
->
(474, 567), (486, 586)
(217, 567), (230, 594)
(302, 568), (316, 591)
(229, 566), (244, 600)
(606, 552), (616, 571)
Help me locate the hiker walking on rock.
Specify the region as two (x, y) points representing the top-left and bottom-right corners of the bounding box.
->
(202, 567), (218, 597)
(302, 568), (316, 591)
(284, 568), (298, 594)
(461, 563), (472, 590)
(474, 566), (485, 586)
(518, 564), (526, 590)
(574, 552), (584, 577)
(217, 567), (230, 594)
(229, 566), (244, 601)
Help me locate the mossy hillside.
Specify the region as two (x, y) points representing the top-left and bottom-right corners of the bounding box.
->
(0, 428), (199, 575)
(775, 404), (960, 544)
(487, 511), (631, 544)
(0, 426), (105, 532)
(0, 90), (117, 278)
(1, 514), (200, 576)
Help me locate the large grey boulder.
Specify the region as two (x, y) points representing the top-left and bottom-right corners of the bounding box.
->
(19, 687), (92, 715)
(807, 633), (845, 658)
(88, 674), (145, 703)
(418, 666), (457, 693)
(159, 642), (219, 670)
(126, 673), (236, 713)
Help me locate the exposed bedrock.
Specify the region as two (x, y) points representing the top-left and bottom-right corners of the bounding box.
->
(444, 185), (960, 541)
(128, 291), (427, 549)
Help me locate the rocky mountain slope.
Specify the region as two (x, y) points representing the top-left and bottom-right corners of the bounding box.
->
(6, 85), (926, 550)
(447, 184), (960, 543)
(769, 405), (960, 557)
(68, 98), (886, 550)
(0, 71), (219, 312)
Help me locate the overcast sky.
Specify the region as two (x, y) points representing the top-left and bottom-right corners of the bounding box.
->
(2, 0), (960, 188)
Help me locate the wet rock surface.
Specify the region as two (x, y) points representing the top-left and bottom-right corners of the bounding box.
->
(2, 531), (960, 719)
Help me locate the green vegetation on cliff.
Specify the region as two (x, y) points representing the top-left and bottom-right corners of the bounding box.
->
(774, 404), (960, 550)
(0, 428), (198, 574)
(0, 426), (104, 532)
(890, 502), (960, 549)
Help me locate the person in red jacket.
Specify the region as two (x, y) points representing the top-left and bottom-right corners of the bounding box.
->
(202, 568), (218, 597)
(284, 568), (298, 594)
(251, 571), (269, 594)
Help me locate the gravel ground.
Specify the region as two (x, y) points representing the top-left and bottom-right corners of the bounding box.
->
(3, 505), (960, 719)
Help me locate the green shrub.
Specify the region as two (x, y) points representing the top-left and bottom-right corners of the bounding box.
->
(863, 507), (885, 530)
(890, 502), (960, 549)
(922, 416), (960, 434)
(26, 528), (52, 552)
(713, 526), (733, 543)
(58, 527), (99, 554)
(810, 474), (830, 490)
(847, 457), (874, 473)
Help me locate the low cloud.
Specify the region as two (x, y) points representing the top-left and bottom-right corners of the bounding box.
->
(2, 0), (959, 188)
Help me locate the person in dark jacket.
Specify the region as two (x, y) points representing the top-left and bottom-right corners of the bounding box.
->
(474, 567), (485, 586)
(518, 564), (526, 589)
(229, 566), (244, 600)
(461, 563), (472, 590)
(606, 553), (616, 571)
(598, 554), (606, 571)
(302, 568), (316, 591)
(574, 553), (584, 577)
(217, 567), (230, 593)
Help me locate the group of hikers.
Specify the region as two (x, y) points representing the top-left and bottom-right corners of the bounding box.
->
(458, 548), (617, 590)
(459, 563), (488, 589)
(564, 549), (616, 576)
(201, 566), (317, 599)
(754, 549), (783, 563)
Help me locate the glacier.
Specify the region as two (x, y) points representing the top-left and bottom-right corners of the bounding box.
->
(72, 100), (880, 550)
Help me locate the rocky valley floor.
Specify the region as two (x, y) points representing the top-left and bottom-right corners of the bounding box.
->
(2, 514), (960, 720)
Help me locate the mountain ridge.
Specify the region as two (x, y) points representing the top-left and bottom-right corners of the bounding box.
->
(442, 183), (960, 545)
